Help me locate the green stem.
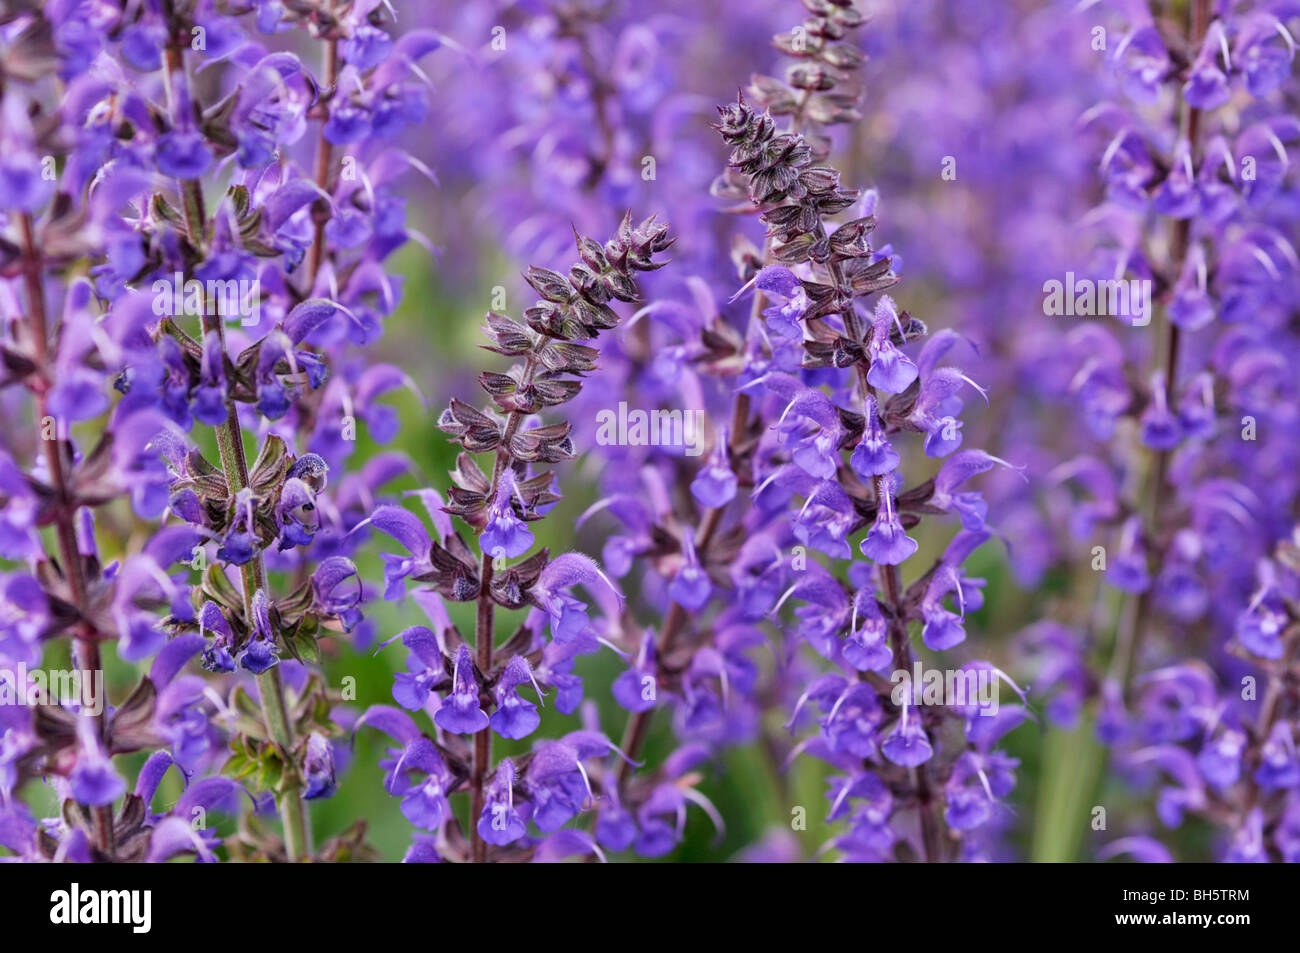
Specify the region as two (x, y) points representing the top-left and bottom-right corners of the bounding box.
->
(160, 14), (310, 860)
(258, 667), (311, 862)
(1107, 0), (1209, 700)
(1032, 717), (1104, 862)
(205, 318), (311, 862)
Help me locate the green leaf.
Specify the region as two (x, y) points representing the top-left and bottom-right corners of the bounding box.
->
(202, 561), (244, 615)
(249, 434), (290, 496)
(256, 751), (285, 793)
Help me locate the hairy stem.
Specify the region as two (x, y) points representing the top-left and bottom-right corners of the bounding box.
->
(307, 15), (339, 289)
(879, 555), (942, 862)
(1108, 0), (1209, 697)
(203, 306), (312, 863)
(18, 213), (116, 855)
(470, 547), (495, 863)
(468, 355), (536, 860)
(1242, 625), (1299, 821)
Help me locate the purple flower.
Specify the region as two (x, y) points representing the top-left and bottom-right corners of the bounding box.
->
(0, 153), (55, 213)
(691, 431), (737, 508)
(302, 733), (338, 800)
(1236, 588), (1288, 660)
(490, 656), (543, 740)
(866, 297), (918, 394)
(1254, 723), (1300, 791)
(313, 556), (364, 630)
(193, 331), (229, 426)
(669, 534), (712, 609)
(850, 396), (899, 478)
(218, 488), (259, 566)
(357, 504), (442, 600)
(477, 760), (528, 846)
(524, 741), (596, 833)
(69, 717), (125, 807)
(386, 625), (445, 711)
(881, 703), (934, 768)
(433, 645), (488, 735)
(481, 470), (535, 560)
(754, 265), (809, 346)
(155, 130), (213, 179)
(361, 708), (454, 833)
(342, 24), (394, 71)
(1197, 728), (1245, 790)
(148, 634), (210, 768)
(774, 384), (846, 481)
(1114, 25), (1170, 104)
(275, 478), (321, 551)
(238, 589), (280, 674)
(613, 629), (659, 713)
(860, 478), (918, 566)
(1139, 371), (1183, 450)
(931, 451), (1018, 531)
(843, 592), (892, 673)
(392, 738), (454, 831)
(529, 552), (620, 643)
(1106, 516), (1151, 594)
(1183, 24), (1231, 109)
(595, 785), (637, 851)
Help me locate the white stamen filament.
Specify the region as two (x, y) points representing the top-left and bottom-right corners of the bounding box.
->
(1275, 18), (1297, 58)
(1249, 244), (1281, 279)
(771, 581), (801, 617)
(682, 787), (726, 843)
(1265, 128), (1290, 166)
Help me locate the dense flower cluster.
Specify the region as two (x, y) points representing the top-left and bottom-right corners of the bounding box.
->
(1044, 0), (1300, 862)
(709, 1), (1024, 855)
(1, 0), (437, 862)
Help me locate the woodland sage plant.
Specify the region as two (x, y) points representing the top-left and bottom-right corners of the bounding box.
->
(357, 213), (673, 862)
(711, 1), (1024, 860)
(1, 0), (438, 861)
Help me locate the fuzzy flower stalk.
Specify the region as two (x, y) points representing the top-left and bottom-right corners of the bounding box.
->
(1024, 0), (1300, 861)
(577, 0), (886, 858)
(359, 214), (672, 862)
(1, 0), (439, 862)
(711, 0), (1025, 862)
